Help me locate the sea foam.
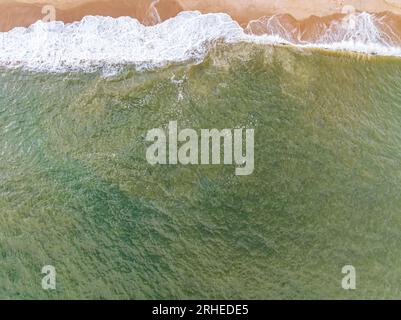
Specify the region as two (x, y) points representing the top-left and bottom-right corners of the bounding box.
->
(0, 11), (400, 73)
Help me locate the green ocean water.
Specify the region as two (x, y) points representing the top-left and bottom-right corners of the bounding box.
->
(1, 43), (401, 299)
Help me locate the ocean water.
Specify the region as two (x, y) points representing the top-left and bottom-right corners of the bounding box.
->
(1, 12), (401, 299)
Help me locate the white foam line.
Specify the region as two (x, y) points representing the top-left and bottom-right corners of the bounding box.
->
(0, 11), (400, 73)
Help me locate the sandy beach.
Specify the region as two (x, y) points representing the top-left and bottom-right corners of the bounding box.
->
(1, 0), (401, 32)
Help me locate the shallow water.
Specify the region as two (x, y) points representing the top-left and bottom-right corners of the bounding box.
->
(1, 43), (401, 299)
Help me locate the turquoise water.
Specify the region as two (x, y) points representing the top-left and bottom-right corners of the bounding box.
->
(1, 43), (401, 299)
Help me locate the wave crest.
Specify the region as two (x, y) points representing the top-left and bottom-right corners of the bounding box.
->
(1, 11), (401, 73)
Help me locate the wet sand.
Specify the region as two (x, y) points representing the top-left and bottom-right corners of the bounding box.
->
(0, 0), (154, 31)
(1, 0), (401, 31)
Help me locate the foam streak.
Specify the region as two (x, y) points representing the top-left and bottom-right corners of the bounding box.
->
(0, 11), (400, 73)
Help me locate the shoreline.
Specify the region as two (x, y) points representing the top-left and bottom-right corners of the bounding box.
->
(1, 0), (401, 32)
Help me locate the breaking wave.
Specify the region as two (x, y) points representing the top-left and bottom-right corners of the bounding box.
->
(1, 10), (401, 73)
